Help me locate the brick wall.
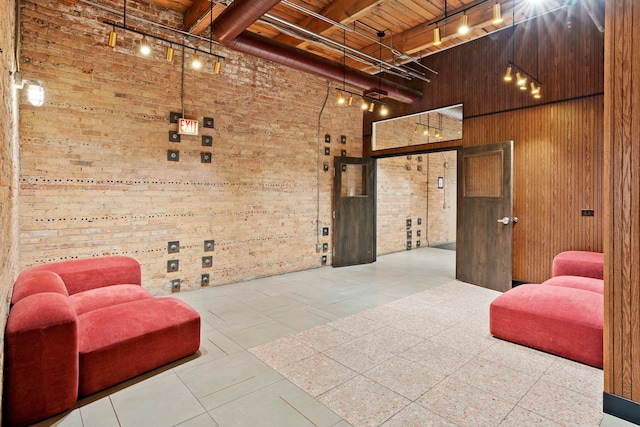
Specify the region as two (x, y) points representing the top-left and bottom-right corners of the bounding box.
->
(0, 0), (19, 417)
(17, 0), (363, 293)
(377, 150), (457, 255)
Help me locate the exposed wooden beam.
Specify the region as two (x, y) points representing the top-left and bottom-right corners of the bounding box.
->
(184, 0), (225, 34)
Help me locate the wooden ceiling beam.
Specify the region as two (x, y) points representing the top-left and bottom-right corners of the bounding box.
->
(184, 0), (225, 34)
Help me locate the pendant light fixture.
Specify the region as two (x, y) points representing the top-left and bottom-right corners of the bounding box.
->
(214, 60), (222, 74)
(433, 27), (442, 45)
(503, 66), (512, 81)
(458, 14), (470, 35)
(493, 2), (503, 24)
(368, 102), (375, 113)
(337, 91), (345, 105)
(166, 45), (174, 62)
(107, 28), (117, 48)
(191, 51), (202, 70)
(360, 99), (368, 110)
(139, 36), (151, 55)
(380, 105), (388, 116)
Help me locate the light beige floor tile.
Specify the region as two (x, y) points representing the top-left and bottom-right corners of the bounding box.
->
(390, 314), (450, 339)
(79, 397), (119, 427)
(498, 406), (562, 427)
(358, 305), (410, 324)
(541, 357), (604, 399)
(292, 324), (354, 351)
(34, 410), (83, 427)
(324, 337), (394, 373)
(209, 379), (342, 427)
(518, 379), (604, 426)
(477, 338), (556, 377)
(382, 297), (433, 315)
(271, 306), (337, 331)
(452, 358), (539, 403)
(401, 339), (476, 375)
(417, 377), (514, 427)
(381, 402), (457, 427)
(174, 413), (219, 427)
(428, 323), (496, 357)
(110, 373), (206, 427)
(279, 353), (358, 397)
(363, 356), (445, 400)
(249, 335), (317, 369)
(318, 376), (410, 427)
(221, 318), (298, 348)
(328, 314), (384, 336)
(360, 326), (424, 354)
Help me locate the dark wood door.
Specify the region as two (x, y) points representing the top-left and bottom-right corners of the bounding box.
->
(457, 141), (514, 291)
(333, 156), (376, 267)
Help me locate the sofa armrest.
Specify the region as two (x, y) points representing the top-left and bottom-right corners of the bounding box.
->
(4, 293), (79, 426)
(11, 270), (69, 305)
(27, 256), (142, 295)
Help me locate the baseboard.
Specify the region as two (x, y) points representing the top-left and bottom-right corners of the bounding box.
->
(604, 392), (640, 425)
(511, 280), (529, 287)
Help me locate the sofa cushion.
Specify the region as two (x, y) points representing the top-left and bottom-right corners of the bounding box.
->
(28, 256), (142, 295)
(69, 284), (153, 315)
(11, 270), (69, 305)
(77, 297), (200, 396)
(4, 293), (79, 427)
(542, 275), (604, 294)
(490, 284), (603, 367)
(552, 251), (604, 280)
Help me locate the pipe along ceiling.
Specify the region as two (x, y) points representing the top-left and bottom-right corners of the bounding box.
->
(210, 0), (424, 105)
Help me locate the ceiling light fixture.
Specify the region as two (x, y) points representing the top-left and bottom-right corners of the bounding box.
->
(380, 105), (388, 116)
(493, 2), (503, 24)
(214, 60), (222, 74)
(433, 27), (442, 46)
(107, 28), (117, 48)
(516, 72), (526, 86)
(347, 95), (353, 106)
(503, 66), (512, 81)
(361, 99), (368, 110)
(139, 36), (151, 55)
(337, 91), (345, 105)
(368, 102), (375, 113)
(166, 45), (174, 62)
(458, 14), (470, 35)
(191, 52), (202, 70)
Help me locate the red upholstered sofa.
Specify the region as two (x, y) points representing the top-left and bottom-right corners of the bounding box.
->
(4, 256), (201, 427)
(490, 251), (604, 368)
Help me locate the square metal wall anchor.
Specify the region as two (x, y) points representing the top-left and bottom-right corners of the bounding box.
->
(325, 134), (331, 143)
(167, 260), (179, 272)
(322, 227), (329, 236)
(417, 230), (422, 237)
(202, 135), (213, 146)
(201, 273), (210, 286)
(202, 256), (213, 268)
(340, 135), (347, 144)
(342, 164), (347, 172)
(417, 156), (423, 162)
(168, 241), (180, 253)
(169, 131), (181, 142)
(323, 162), (329, 172)
(169, 111), (181, 123)
(406, 241), (412, 250)
(407, 230), (412, 239)
(417, 165), (423, 172)
(204, 240), (215, 252)
(171, 279), (181, 292)
(406, 219), (412, 228)
(167, 150), (179, 162)
(417, 218), (422, 225)
(324, 147), (331, 156)
(201, 152), (212, 163)
(203, 117), (214, 128)
(341, 150), (347, 157)
(321, 255), (327, 265)
(416, 240), (421, 247)
(322, 243), (329, 252)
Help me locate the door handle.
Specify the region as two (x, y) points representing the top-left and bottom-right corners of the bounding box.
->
(498, 217), (510, 225)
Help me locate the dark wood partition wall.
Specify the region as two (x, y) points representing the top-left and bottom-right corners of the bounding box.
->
(364, 3), (605, 284)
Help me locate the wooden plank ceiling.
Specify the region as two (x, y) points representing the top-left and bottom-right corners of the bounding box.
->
(148, 0), (567, 75)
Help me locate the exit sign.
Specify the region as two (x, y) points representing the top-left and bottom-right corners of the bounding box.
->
(178, 118), (199, 135)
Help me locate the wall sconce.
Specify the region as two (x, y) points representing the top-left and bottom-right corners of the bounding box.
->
(14, 73), (45, 107)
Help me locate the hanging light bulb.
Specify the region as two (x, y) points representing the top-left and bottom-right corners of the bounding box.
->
(530, 82), (540, 95)
(26, 81), (45, 107)
(191, 52), (202, 70)
(533, 86), (542, 99)
(493, 3), (503, 24)
(458, 14), (470, 35)
(166, 46), (174, 62)
(361, 98), (368, 110)
(107, 29), (117, 48)
(433, 27), (442, 46)
(423, 127), (429, 136)
(503, 66), (513, 82)
(214, 60), (222, 74)
(380, 105), (388, 116)
(435, 130), (442, 138)
(139, 36), (151, 56)
(516, 72), (527, 86)
(337, 91), (345, 105)
(347, 95), (353, 106)
(368, 102), (375, 113)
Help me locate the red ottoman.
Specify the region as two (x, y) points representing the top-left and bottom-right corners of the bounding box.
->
(490, 284), (603, 367)
(552, 251), (604, 279)
(542, 275), (604, 294)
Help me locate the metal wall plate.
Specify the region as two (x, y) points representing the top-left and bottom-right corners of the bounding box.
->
(202, 135), (213, 146)
(340, 135), (347, 144)
(417, 218), (422, 225)
(342, 164), (347, 172)
(170, 112), (181, 123)
(322, 227), (329, 236)
(201, 273), (210, 286)
(169, 131), (181, 142)
(324, 147), (330, 156)
(168, 241), (179, 253)
(323, 162), (329, 172)
(203, 117), (214, 128)
(341, 150), (347, 156)
(201, 152), (212, 163)
(407, 230), (412, 238)
(202, 256), (212, 268)
(416, 240), (421, 247)
(167, 150), (179, 162)
(417, 156), (423, 162)
(417, 165), (423, 172)
(325, 134), (331, 143)
(321, 255), (327, 265)
(171, 279), (181, 292)
(406, 219), (412, 228)
(417, 230), (421, 237)
(322, 243), (328, 252)
(406, 241), (412, 250)
(204, 240), (215, 251)
(167, 260), (179, 272)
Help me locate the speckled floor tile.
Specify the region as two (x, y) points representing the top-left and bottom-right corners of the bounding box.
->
(382, 297), (434, 314)
(279, 353), (358, 397)
(477, 339), (556, 377)
(428, 323), (496, 357)
(248, 335), (317, 369)
(324, 337), (394, 373)
(363, 356), (445, 400)
(498, 406), (562, 427)
(318, 376), (410, 427)
(389, 314), (450, 339)
(381, 402), (457, 427)
(358, 306), (410, 325)
(417, 377), (514, 427)
(401, 339), (476, 375)
(328, 315), (384, 336)
(518, 379), (603, 426)
(452, 358), (539, 403)
(360, 326), (424, 354)
(541, 357), (604, 399)
(292, 324), (354, 351)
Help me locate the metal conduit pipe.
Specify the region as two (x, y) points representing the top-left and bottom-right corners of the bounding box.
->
(211, 0), (423, 105)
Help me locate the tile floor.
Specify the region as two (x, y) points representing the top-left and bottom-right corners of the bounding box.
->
(36, 248), (605, 427)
